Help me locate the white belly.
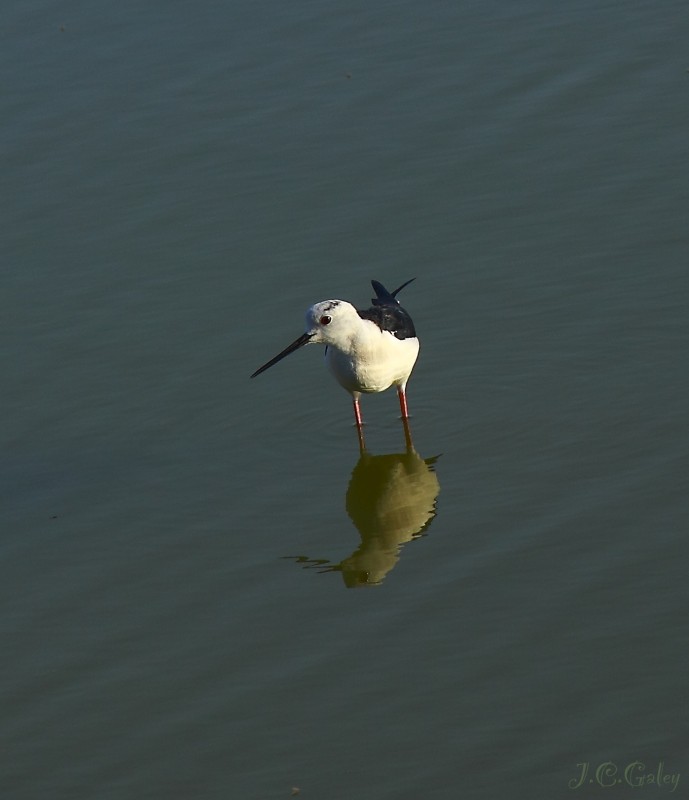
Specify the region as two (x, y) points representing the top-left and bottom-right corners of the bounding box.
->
(325, 335), (419, 394)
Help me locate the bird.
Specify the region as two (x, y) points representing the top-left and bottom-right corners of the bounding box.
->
(250, 279), (419, 442)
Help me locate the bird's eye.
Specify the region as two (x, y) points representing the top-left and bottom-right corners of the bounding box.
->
(320, 315), (332, 325)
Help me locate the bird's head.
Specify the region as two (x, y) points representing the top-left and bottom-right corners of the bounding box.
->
(250, 299), (358, 378)
(305, 300), (360, 348)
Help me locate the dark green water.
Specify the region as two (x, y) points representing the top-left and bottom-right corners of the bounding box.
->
(2, 1), (687, 798)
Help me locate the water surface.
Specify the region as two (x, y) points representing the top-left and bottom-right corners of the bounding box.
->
(2, 1), (688, 797)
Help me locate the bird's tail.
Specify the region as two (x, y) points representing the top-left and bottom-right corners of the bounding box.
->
(371, 278), (416, 306)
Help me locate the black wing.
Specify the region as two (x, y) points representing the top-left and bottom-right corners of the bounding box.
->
(358, 279), (417, 340)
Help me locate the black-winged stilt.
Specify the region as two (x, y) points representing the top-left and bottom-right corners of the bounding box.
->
(251, 279), (419, 445)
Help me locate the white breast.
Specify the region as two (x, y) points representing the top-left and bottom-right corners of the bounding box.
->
(325, 329), (419, 394)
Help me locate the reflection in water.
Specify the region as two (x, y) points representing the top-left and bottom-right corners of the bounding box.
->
(286, 422), (441, 587)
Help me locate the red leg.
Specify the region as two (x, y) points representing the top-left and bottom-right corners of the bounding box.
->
(352, 396), (366, 453)
(352, 395), (363, 427)
(397, 386), (410, 419)
(398, 387), (414, 449)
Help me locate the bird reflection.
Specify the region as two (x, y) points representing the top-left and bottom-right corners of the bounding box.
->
(285, 421), (440, 587)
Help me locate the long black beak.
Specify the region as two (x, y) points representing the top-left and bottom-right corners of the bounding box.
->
(250, 332), (314, 378)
